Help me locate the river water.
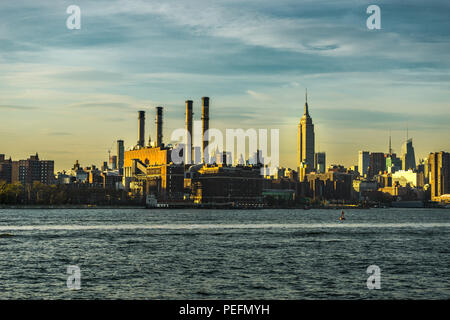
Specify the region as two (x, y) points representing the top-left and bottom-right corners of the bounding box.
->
(0, 208), (448, 299)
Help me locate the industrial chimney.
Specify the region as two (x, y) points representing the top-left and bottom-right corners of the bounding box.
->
(185, 100), (193, 164)
(116, 140), (124, 175)
(201, 97), (210, 163)
(155, 106), (163, 147)
(138, 111), (145, 148)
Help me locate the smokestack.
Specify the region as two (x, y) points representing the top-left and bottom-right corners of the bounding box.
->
(117, 140), (124, 175)
(155, 106), (163, 147)
(201, 97), (210, 163)
(185, 100), (193, 164)
(138, 111), (145, 147)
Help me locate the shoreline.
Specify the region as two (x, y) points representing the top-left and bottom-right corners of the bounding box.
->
(0, 205), (145, 209)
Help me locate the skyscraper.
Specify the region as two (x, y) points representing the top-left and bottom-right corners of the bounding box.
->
(401, 138), (416, 171)
(358, 151), (369, 177)
(297, 90), (315, 174)
(428, 151), (450, 201)
(315, 152), (326, 174)
(369, 152), (386, 177)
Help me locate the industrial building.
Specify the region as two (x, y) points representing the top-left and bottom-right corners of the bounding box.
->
(184, 164), (264, 205)
(121, 98), (277, 206)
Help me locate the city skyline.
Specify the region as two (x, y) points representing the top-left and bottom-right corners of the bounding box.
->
(1, 0), (450, 171)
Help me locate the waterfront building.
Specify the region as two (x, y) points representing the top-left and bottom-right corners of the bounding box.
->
(67, 160), (89, 183)
(358, 151), (370, 177)
(117, 140), (124, 175)
(0, 154), (12, 184)
(184, 164), (264, 204)
(392, 170), (418, 188)
(352, 180), (378, 200)
(368, 152), (385, 178)
(401, 138), (416, 171)
(306, 171), (353, 200)
(315, 152), (326, 174)
(56, 172), (73, 184)
(297, 91), (315, 175)
(11, 153), (54, 185)
(428, 151), (450, 201)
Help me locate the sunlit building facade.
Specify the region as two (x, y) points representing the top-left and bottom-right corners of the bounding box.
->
(297, 92), (315, 175)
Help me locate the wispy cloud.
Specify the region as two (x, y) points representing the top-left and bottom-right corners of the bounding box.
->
(0, 105), (36, 110)
(47, 132), (72, 136)
(69, 102), (133, 110)
(247, 90), (271, 101)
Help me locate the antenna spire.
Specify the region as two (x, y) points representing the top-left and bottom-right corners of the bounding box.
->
(389, 129), (392, 155)
(304, 88), (309, 116)
(406, 122), (409, 140)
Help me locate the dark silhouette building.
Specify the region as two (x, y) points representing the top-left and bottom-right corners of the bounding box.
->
(11, 153), (54, 185)
(0, 154), (12, 183)
(429, 151), (450, 201)
(368, 152), (386, 178)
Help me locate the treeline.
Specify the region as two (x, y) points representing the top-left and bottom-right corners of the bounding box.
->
(0, 181), (142, 206)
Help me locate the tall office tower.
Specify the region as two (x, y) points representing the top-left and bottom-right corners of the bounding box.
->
(428, 151), (450, 201)
(386, 154), (402, 173)
(423, 157), (430, 182)
(358, 151), (370, 177)
(315, 152), (326, 173)
(185, 100), (193, 164)
(116, 140), (124, 175)
(369, 152), (386, 177)
(155, 106), (163, 147)
(297, 90), (315, 174)
(110, 155), (117, 170)
(137, 111), (145, 147)
(401, 138), (416, 171)
(201, 97), (210, 163)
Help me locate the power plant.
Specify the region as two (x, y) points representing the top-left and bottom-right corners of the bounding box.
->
(155, 106), (163, 148)
(201, 97), (209, 163)
(117, 140), (124, 175)
(185, 100), (193, 164)
(137, 111), (145, 148)
(121, 97), (267, 207)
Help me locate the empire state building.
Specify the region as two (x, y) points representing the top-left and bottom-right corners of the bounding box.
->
(297, 91), (315, 175)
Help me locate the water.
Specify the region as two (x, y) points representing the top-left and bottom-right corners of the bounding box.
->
(0, 208), (448, 299)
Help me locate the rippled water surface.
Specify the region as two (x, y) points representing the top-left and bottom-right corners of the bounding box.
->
(0, 208), (448, 299)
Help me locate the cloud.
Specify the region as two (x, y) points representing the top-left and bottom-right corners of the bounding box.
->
(0, 105), (36, 110)
(247, 90), (271, 101)
(70, 102), (133, 110)
(313, 108), (450, 130)
(47, 132), (72, 136)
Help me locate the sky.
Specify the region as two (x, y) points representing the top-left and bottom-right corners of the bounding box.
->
(0, 0), (449, 171)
